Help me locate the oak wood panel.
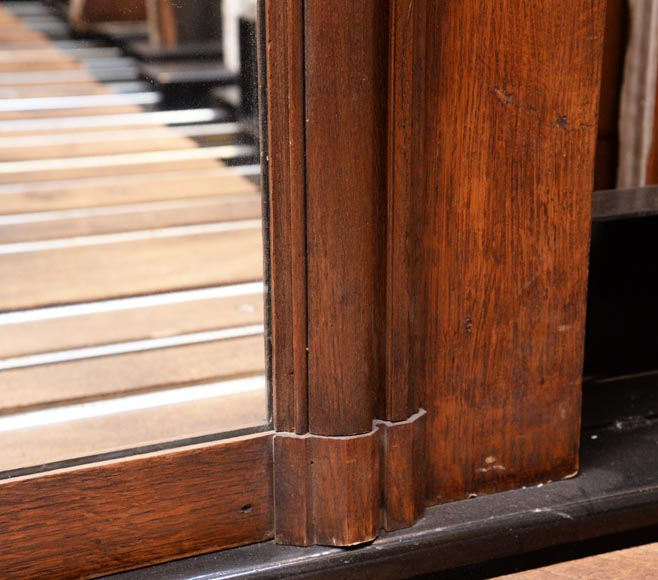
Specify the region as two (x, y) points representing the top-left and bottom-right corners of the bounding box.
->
(414, 1), (606, 503)
(265, 0), (308, 433)
(304, 0), (388, 435)
(0, 171), (258, 213)
(0, 335), (265, 413)
(0, 227), (264, 311)
(0, 433), (274, 580)
(0, 388), (268, 472)
(0, 292), (264, 359)
(0, 194), (261, 242)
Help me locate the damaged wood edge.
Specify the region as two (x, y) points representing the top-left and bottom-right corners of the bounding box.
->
(273, 409), (427, 546)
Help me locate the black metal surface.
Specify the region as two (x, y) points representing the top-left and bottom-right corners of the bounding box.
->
(583, 371), (658, 428)
(104, 420), (658, 580)
(128, 40), (224, 61)
(585, 214), (658, 377)
(586, 187), (658, 378)
(140, 62), (235, 86)
(593, 185), (658, 221)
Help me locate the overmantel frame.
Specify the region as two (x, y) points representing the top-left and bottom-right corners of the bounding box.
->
(2, 1), (608, 578)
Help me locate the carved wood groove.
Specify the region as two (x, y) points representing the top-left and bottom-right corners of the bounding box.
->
(274, 410), (427, 547)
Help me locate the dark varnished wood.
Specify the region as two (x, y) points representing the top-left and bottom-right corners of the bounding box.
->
(385, 0), (426, 422)
(413, 1), (606, 503)
(379, 409), (427, 532)
(265, 0), (308, 433)
(273, 411), (427, 546)
(305, 0), (388, 435)
(274, 429), (381, 546)
(0, 433), (273, 580)
(70, 0), (146, 31)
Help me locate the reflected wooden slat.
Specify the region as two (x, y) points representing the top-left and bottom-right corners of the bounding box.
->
(0, 227), (264, 311)
(0, 387), (267, 472)
(0, 289), (264, 359)
(0, 194), (261, 242)
(0, 170), (259, 213)
(0, 335), (265, 414)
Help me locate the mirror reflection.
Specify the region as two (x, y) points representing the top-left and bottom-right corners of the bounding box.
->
(0, 0), (267, 478)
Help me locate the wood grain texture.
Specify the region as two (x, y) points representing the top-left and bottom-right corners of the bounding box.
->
(0, 293), (264, 359)
(0, 388), (267, 472)
(0, 227), (263, 311)
(0, 132), (200, 160)
(0, 194), (261, 243)
(0, 433), (274, 580)
(274, 429), (381, 546)
(0, 335), (265, 414)
(378, 409), (427, 532)
(305, 0), (388, 435)
(414, 1), (606, 503)
(385, 0), (426, 421)
(0, 171), (258, 214)
(274, 411), (427, 545)
(265, 0), (308, 433)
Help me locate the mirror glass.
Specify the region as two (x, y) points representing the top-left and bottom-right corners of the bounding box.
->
(0, 0), (268, 479)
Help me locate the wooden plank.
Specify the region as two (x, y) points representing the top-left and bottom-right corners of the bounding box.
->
(0, 156), (230, 184)
(413, 2), (606, 503)
(0, 133), (203, 160)
(0, 59), (80, 72)
(0, 171), (258, 213)
(0, 291), (264, 359)
(0, 194), (261, 243)
(0, 335), (265, 413)
(0, 105), (143, 122)
(304, 0), (388, 436)
(0, 83), (113, 99)
(0, 387), (267, 472)
(265, 0), (308, 433)
(0, 432), (274, 580)
(0, 227), (264, 311)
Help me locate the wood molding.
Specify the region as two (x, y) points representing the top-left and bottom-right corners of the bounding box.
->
(265, 0), (308, 434)
(304, 0), (389, 436)
(0, 433), (274, 580)
(379, 409), (427, 531)
(274, 410), (426, 547)
(385, 0), (427, 422)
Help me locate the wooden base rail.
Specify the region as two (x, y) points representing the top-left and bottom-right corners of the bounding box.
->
(274, 410), (426, 547)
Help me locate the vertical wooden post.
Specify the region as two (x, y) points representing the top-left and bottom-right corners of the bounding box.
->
(412, 1), (607, 503)
(266, 0), (308, 434)
(304, 0), (389, 436)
